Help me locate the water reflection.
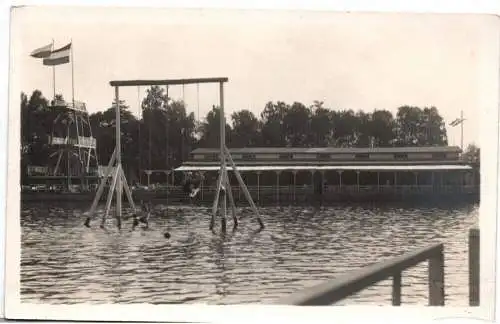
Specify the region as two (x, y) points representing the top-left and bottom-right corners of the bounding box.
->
(21, 202), (478, 305)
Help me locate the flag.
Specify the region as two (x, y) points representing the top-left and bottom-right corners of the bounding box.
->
(30, 43), (53, 58)
(449, 118), (465, 127)
(43, 42), (72, 66)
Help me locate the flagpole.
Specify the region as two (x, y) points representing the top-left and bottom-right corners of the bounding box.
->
(460, 110), (464, 152)
(51, 39), (55, 101)
(71, 39), (75, 107)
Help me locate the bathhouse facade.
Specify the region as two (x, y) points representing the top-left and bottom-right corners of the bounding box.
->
(174, 146), (479, 204)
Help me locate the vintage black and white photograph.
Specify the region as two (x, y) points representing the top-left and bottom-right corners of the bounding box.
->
(4, 5), (498, 322)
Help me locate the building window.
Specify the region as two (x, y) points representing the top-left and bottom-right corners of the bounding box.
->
(432, 153), (447, 160)
(394, 153), (408, 160)
(317, 153), (330, 160)
(208, 154), (219, 161)
(355, 153), (370, 160)
(242, 154), (256, 160)
(279, 153), (292, 160)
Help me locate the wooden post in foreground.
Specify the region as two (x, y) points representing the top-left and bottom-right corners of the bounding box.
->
(469, 228), (480, 306)
(428, 247), (445, 306)
(392, 272), (402, 306)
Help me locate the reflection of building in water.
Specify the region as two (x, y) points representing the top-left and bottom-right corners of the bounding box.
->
(175, 146), (479, 203)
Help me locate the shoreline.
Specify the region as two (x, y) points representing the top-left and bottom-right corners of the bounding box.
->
(21, 188), (479, 207)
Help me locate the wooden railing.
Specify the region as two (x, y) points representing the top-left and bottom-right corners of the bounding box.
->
(273, 228), (480, 306)
(131, 184), (478, 194)
(273, 243), (445, 306)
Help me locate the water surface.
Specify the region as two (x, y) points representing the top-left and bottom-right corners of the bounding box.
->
(21, 202), (478, 305)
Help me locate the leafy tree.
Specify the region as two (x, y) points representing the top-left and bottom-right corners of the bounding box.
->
(20, 89), (453, 185)
(164, 100), (197, 167)
(354, 111), (371, 147)
(141, 86), (169, 171)
(462, 143), (480, 166)
(230, 109), (261, 147)
(260, 101), (288, 147)
(333, 110), (357, 147)
(370, 109), (396, 147)
(283, 102), (312, 147)
(310, 101), (334, 146)
(394, 106), (447, 146)
(199, 106), (232, 148)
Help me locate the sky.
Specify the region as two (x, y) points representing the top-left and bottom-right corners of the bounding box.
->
(10, 6), (499, 148)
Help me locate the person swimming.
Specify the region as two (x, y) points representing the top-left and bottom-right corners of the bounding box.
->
(182, 172), (203, 198)
(132, 200), (152, 230)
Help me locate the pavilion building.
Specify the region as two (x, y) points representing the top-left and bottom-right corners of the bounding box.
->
(174, 146), (479, 204)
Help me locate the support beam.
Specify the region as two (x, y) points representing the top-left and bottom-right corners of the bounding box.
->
(276, 171), (282, 204)
(211, 172), (222, 231)
(225, 147), (264, 229)
(469, 228), (480, 306)
(392, 272), (402, 306)
(114, 86), (123, 229)
(200, 173), (204, 201)
(85, 86), (135, 229)
(120, 169), (136, 210)
(428, 249), (445, 306)
(110, 77), (229, 87)
(219, 81), (226, 233)
(54, 150), (64, 176)
(256, 171), (261, 203)
(84, 148), (116, 226)
(102, 165), (119, 227)
(225, 171), (238, 230)
(221, 182), (227, 234)
(292, 171), (297, 202)
(310, 170), (315, 195)
(145, 170), (151, 188)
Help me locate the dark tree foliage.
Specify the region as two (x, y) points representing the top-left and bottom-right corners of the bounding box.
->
(21, 89), (454, 180)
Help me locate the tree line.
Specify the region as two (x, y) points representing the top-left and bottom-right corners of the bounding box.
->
(21, 86), (468, 179)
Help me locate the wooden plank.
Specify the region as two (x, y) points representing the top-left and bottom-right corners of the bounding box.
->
(110, 77), (228, 87)
(469, 228), (480, 306)
(274, 243), (443, 305)
(428, 249), (445, 306)
(392, 272), (402, 306)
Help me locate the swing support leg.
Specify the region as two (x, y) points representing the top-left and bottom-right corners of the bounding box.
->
(224, 170), (238, 230)
(84, 148), (117, 227)
(225, 146), (264, 230)
(211, 171), (223, 231)
(85, 86), (136, 230)
(102, 165), (119, 228)
(220, 180), (227, 234)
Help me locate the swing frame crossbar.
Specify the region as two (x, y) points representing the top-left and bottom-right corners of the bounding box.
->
(85, 77), (264, 233)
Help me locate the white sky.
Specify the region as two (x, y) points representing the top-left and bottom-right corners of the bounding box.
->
(10, 6), (499, 147)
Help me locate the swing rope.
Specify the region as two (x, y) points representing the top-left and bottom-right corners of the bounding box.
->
(197, 83), (200, 122)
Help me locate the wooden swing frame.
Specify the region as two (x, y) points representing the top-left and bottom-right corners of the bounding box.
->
(84, 77), (264, 233)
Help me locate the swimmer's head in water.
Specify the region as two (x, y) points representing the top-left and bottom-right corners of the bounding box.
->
(163, 232), (171, 239)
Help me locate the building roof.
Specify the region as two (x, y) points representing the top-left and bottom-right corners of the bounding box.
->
(175, 164), (472, 172)
(181, 160), (467, 167)
(190, 146), (462, 155)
